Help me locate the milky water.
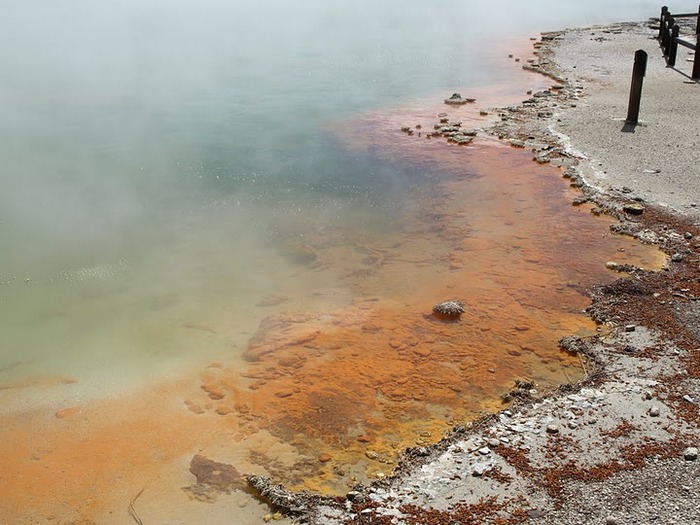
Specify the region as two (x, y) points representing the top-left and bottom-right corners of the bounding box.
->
(0, 0), (663, 397)
(0, 1), (667, 522)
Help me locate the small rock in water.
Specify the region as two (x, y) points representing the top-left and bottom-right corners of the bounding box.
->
(444, 93), (475, 105)
(432, 300), (465, 319)
(684, 447), (698, 461)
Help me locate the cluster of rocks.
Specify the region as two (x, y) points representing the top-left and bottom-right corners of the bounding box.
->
(400, 114), (478, 145)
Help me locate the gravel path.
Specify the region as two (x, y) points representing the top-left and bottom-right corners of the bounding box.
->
(552, 20), (700, 222)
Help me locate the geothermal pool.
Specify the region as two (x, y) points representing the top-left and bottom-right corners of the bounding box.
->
(0, 1), (666, 523)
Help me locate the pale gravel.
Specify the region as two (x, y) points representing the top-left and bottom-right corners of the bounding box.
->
(551, 21), (700, 223)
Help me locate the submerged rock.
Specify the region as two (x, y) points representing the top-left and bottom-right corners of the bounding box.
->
(449, 134), (474, 145)
(183, 455), (243, 502)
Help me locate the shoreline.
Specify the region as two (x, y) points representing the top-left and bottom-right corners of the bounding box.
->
(251, 20), (700, 524)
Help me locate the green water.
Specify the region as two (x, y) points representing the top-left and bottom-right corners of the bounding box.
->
(0, 0), (662, 402)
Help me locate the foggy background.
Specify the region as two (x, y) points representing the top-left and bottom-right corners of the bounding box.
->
(0, 0), (664, 273)
(0, 0), (666, 391)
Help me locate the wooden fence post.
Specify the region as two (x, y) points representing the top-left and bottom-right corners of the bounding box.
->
(662, 16), (674, 53)
(693, 33), (700, 79)
(660, 6), (669, 39)
(626, 50), (648, 125)
(669, 24), (680, 66)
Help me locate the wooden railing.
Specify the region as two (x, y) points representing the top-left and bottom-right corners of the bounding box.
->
(658, 4), (700, 78)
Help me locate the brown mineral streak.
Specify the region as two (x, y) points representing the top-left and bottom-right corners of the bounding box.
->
(0, 38), (665, 523)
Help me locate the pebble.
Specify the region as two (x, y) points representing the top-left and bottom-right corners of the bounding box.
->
(472, 463), (491, 476)
(567, 421), (579, 429)
(684, 447), (698, 461)
(671, 253), (684, 263)
(649, 406), (661, 417)
(478, 447), (491, 455)
(682, 395), (695, 403)
(624, 324), (636, 332)
(623, 203), (644, 215)
(488, 438), (501, 448)
(605, 517), (619, 525)
(546, 424), (560, 434)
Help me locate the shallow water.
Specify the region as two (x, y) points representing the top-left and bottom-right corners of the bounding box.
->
(0, 1), (667, 523)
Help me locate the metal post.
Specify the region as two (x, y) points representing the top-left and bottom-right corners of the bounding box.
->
(626, 50), (647, 125)
(669, 24), (680, 66)
(659, 6), (669, 39)
(696, 4), (700, 35)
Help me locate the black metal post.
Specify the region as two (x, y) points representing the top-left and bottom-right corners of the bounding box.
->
(696, 4), (700, 35)
(659, 6), (669, 39)
(626, 50), (647, 125)
(669, 24), (680, 66)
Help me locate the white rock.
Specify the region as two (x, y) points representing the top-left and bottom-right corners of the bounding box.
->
(472, 463), (491, 476)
